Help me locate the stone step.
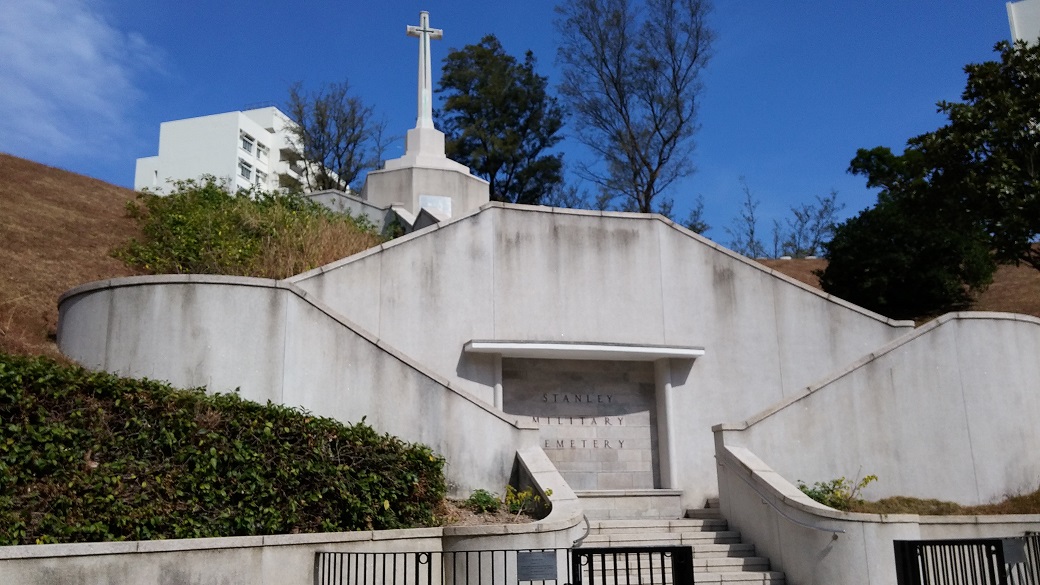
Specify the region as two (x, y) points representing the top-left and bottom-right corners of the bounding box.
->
(692, 543), (756, 558)
(581, 557), (770, 578)
(581, 530), (744, 546)
(577, 495), (783, 585)
(695, 571), (785, 584)
(576, 489), (684, 520)
(696, 556), (770, 571)
(685, 507), (723, 520)
(590, 518), (728, 533)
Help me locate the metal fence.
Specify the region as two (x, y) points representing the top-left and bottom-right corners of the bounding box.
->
(894, 535), (1040, 585)
(316, 549), (572, 585)
(571, 546), (694, 585)
(315, 546), (694, 585)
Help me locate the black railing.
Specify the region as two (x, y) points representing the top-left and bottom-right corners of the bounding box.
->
(316, 549), (572, 585)
(895, 535), (1040, 585)
(1008, 534), (1040, 585)
(315, 546), (695, 585)
(571, 546), (694, 585)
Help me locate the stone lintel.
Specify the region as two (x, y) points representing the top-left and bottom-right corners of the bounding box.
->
(464, 340), (705, 361)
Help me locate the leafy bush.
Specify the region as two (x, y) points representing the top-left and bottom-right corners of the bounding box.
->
(116, 178), (382, 279)
(0, 353), (445, 545)
(463, 489), (501, 514)
(797, 474), (878, 511)
(505, 485), (550, 519)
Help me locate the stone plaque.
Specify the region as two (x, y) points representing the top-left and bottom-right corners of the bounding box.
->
(516, 551), (558, 581)
(502, 358), (658, 490)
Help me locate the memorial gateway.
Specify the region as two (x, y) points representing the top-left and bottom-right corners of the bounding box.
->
(13, 10), (1040, 585)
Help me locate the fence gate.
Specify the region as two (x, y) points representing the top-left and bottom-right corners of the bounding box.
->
(894, 535), (1040, 585)
(315, 546), (694, 585)
(571, 546), (694, 585)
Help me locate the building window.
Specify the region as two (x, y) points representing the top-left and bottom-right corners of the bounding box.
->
(255, 170), (268, 185)
(238, 159), (252, 180)
(256, 142), (269, 160)
(240, 132), (255, 154)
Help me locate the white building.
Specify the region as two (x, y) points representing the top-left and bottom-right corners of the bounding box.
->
(134, 107), (305, 193)
(1009, 0), (1040, 43)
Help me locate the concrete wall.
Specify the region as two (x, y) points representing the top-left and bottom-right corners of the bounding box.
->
(57, 275), (539, 496)
(717, 312), (1040, 506)
(1009, 0), (1040, 42)
(290, 204), (914, 505)
(714, 444), (1040, 585)
(303, 189), (392, 230)
(362, 165), (490, 219)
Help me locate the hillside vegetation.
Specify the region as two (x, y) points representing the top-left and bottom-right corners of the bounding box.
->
(4, 153), (1040, 363)
(117, 178), (382, 278)
(0, 353), (445, 545)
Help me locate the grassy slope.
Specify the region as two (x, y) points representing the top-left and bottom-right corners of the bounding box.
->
(0, 154), (142, 359)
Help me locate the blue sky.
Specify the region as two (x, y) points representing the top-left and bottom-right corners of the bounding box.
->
(0, 0), (1015, 239)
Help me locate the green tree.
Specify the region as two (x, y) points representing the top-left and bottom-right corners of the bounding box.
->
(436, 35), (564, 205)
(816, 40), (1040, 318)
(911, 40), (1040, 271)
(555, 0), (713, 214)
(818, 147), (995, 319)
(285, 81), (388, 192)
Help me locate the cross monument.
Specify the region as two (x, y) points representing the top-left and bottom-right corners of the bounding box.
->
(360, 10), (489, 226)
(407, 11), (442, 130)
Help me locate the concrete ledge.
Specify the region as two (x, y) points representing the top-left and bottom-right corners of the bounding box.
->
(575, 489), (684, 520)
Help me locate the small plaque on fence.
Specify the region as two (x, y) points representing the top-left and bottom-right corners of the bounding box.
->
(516, 550), (557, 581)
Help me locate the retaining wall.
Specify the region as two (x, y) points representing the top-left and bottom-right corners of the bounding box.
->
(58, 275), (539, 496)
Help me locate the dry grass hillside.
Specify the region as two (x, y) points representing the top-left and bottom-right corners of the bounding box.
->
(0, 154), (142, 359)
(2, 152), (1039, 361)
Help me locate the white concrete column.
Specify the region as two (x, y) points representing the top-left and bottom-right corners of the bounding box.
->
(654, 358), (677, 489)
(493, 354), (503, 410)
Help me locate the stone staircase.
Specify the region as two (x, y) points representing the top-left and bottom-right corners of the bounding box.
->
(576, 499), (785, 584)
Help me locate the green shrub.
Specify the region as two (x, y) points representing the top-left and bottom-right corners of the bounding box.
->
(116, 178), (382, 279)
(0, 353), (445, 545)
(463, 489), (500, 513)
(797, 474), (878, 511)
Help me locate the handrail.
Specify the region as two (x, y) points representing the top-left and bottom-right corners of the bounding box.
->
(721, 460), (846, 536)
(572, 514), (591, 547)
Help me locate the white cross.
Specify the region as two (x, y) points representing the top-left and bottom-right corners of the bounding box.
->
(407, 11), (443, 130)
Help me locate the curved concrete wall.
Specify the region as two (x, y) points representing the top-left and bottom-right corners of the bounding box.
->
(58, 275), (538, 496)
(714, 444), (1040, 585)
(717, 312), (1040, 505)
(290, 204), (914, 504)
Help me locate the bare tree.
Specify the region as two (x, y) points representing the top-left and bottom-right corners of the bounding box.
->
(285, 81), (386, 192)
(555, 0), (713, 213)
(779, 190), (843, 258)
(725, 179), (766, 258)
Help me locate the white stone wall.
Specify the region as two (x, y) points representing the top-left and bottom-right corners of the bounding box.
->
(57, 275), (539, 496)
(717, 312), (1040, 505)
(714, 443), (1040, 585)
(290, 205), (914, 505)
